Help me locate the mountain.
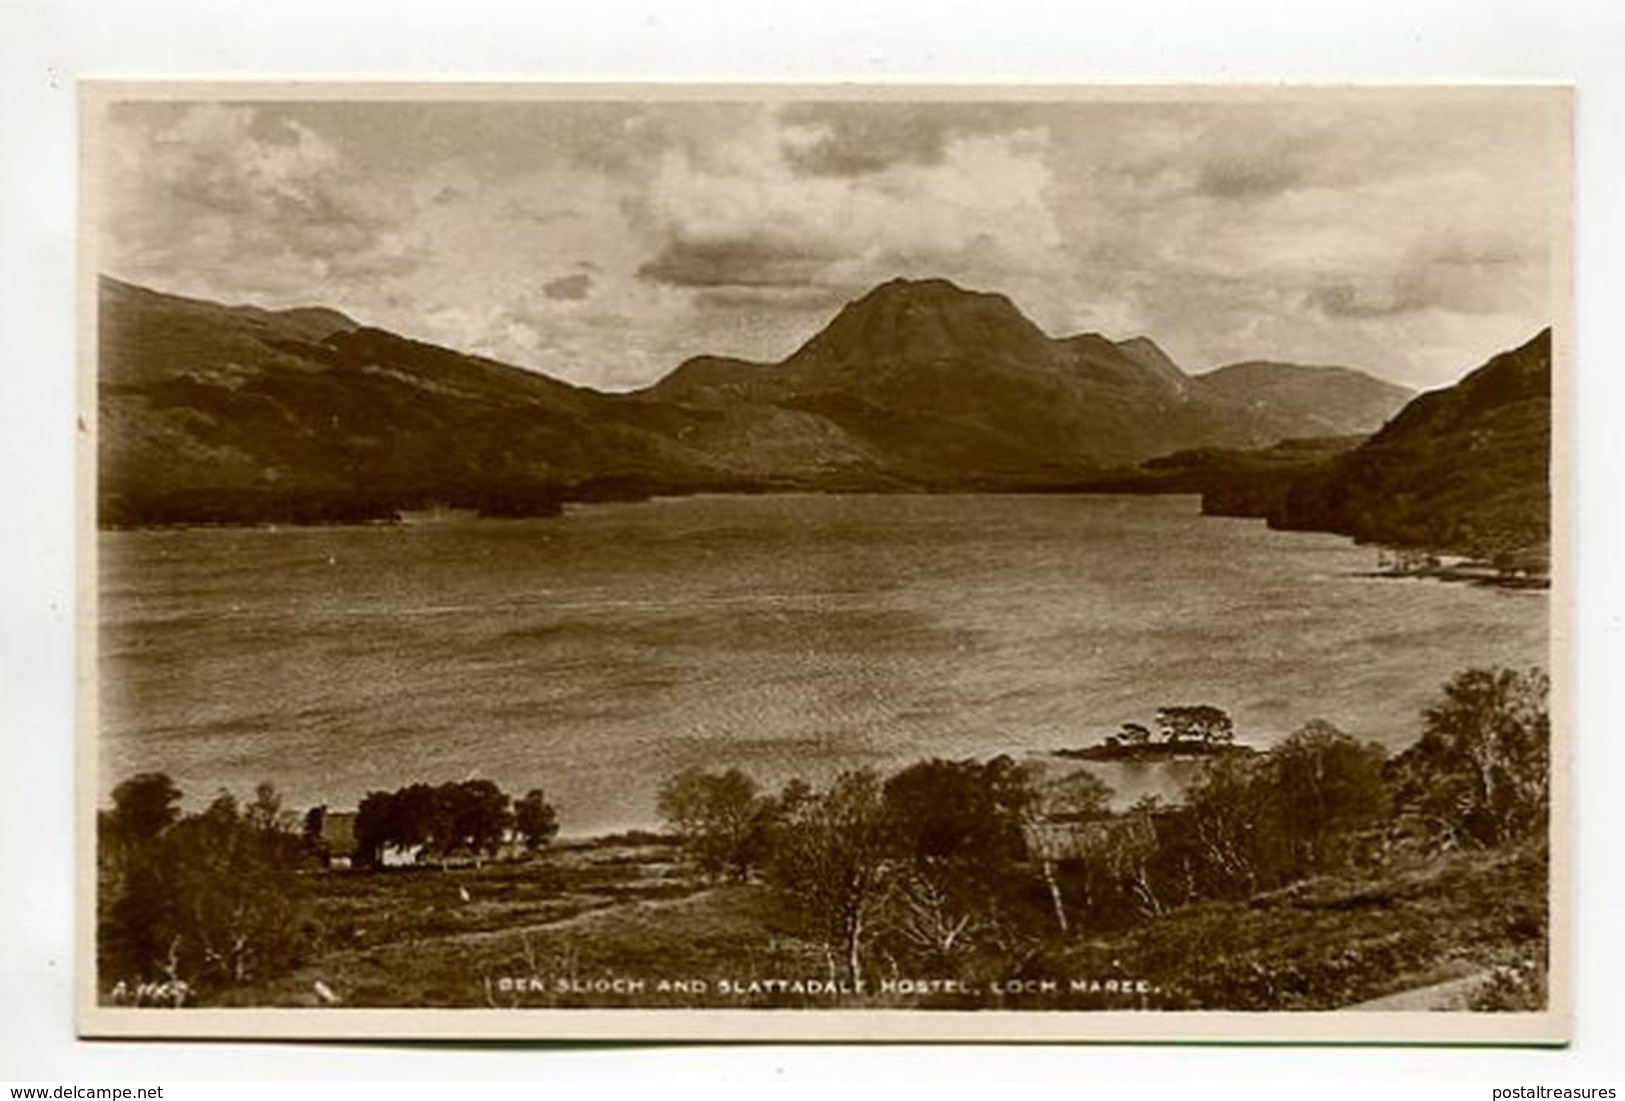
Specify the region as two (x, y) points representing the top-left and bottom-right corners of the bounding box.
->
(1205, 329), (1552, 561)
(1196, 361), (1415, 439)
(96, 276), (732, 524)
(641, 277), (1411, 477)
(97, 275), (1417, 526)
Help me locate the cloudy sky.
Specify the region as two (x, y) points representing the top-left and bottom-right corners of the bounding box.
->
(94, 91), (1566, 392)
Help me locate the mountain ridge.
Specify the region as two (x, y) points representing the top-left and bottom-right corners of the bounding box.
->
(97, 274), (1422, 526)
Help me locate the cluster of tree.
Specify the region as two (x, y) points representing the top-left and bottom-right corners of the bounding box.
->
(346, 780), (557, 867)
(1117, 705), (1236, 748)
(1066, 721), (1392, 927)
(657, 666), (1549, 988)
(98, 776), (311, 999)
(1063, 704), (1244, 760)
(659, 757), (1084, 985)
(98, 773), (566, 999)
(1060, 669), (1547, 932)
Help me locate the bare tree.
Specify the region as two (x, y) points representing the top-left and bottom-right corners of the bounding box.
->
(768, 769), (893, 987)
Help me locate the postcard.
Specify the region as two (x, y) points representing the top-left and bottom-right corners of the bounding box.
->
(79, 82), (1571, 1042)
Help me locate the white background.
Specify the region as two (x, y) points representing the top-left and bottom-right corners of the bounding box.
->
(3, 0), (1622, 1087)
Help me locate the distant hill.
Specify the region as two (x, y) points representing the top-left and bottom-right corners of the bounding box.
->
(97, 275), (1418, 526)
(1204, 329), (1552, 561)
(1195, 360), (1415, 439)
(640, 277), (1411, 478)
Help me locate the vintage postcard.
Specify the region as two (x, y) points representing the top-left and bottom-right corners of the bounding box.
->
(78, 82), (1571, 1042)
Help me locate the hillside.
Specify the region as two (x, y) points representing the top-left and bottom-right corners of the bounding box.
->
(97, 276), (731, 524)
(212, 835), (1543, 1012)
(1204, 329), (1552, 561)
(98, 275), (1416, 526)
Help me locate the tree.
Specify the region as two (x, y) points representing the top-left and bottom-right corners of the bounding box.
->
(656, 767), (770, 881)
(878, 757), (1041, 954)
(302, 804), (327, 854)
(107, 772), (183, 848)
(158, 790), (307, 986)
(244, 781), (284, 834)
(1118, 722), (1153, 748)
(1156, 705), (1236, 747)
(1181, 754), (1265, 897)
(392, 783), (450, 854)
(881, 757), (1031, 869)
(514, 788), (560, 851)
(768, 769), (893, 987)
(1023, 765), (1117, 932)
(1394, 667), (1550, 847)
(354, 780), (517, 864)
(99, 777), (310, 995)
(443, 779), (514, 856)
(1101, 796), (1168, 919)
(349, 792), (396, 870)
(1040, 767), (1114, 822)
(1261, 721), (1389, 873)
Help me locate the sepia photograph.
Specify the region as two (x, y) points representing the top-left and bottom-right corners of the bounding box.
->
(77, 83), (1570, 1042)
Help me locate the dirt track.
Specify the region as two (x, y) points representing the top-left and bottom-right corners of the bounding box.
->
(1346, 970), (1495, 1011)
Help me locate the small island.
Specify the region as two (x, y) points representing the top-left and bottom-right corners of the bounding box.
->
(1055, 704), (1258, 762)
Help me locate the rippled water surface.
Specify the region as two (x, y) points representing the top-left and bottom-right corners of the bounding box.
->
(99, 494), (1547, 832)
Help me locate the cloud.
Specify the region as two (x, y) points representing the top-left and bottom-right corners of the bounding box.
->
(630, 115), (1063, 299)
(1306, 281), (1416, 320)
(778, 102), (1029, 177)
(1307, 230), (1545, 321)
(637, 235), (845, 289)
(502, 197), (580, 225)
(1078, 107), (1343, 204)
(95, 96), (1562, 393)
(541, 272), (594, 300)
(1195, 155), (1312, 200)
(692, 284), (852, 313)
(102, 103), (425, 301)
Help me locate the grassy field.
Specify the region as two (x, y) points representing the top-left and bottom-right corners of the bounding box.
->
(221, 837), (833, 1009)
(1043, 840), (1548, 1011)
(217, 833), (1547, 1012)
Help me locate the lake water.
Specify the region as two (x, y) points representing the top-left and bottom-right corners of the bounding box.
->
(98, 494), (1548, 834)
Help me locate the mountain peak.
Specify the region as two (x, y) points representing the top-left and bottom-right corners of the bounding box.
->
(1111, 334), (1191, 395)
(1115, 336), (1181, 372)
(786, 276), (1053, 370)
(844, 275), (1031, 320)
(865, 275), (977, 299)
